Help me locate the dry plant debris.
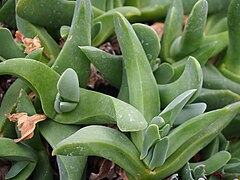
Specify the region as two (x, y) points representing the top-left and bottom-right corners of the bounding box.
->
(15, 31), (42, 54)
(5, 113), (46, 142)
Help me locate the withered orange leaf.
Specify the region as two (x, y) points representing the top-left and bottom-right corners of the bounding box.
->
(5, 113), (46, 143)
(15, 31), (42, 54)
(23, 36), (42, 54)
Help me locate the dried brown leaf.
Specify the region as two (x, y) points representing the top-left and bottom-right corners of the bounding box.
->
(5, 113), (46, 142)
(151, 22), (165, 40)
(15, 31), (24, 43)
(15, 31), (42, 54)
(23, 36), (42, 54)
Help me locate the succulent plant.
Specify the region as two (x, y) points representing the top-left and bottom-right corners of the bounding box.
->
(1, 0), (240, 179)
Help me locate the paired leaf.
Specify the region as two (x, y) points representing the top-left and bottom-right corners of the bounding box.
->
(170, 0), (208, 59)
(92, 6), (141, 46)
(54, 68), (80, 113)
(149, 137), (169, 170)
(159, 89), (196, 125)
(160, 0), (184, 63)
(0, 138), (37, 162)
(82, 23), (161, 88)
(154, 102), (240, 179)
(140, 124), (160, 160)
(16, 16), (60, 62)
(158, 57), (202, 108)
(54, 88), (147, 132)
(16, 0), (75, 28)
(114, 12), (160, 122)
(0, 59), (147, 131)
(190, 151), (231, 175)
(5, 161), (29, 179)
(80, 46), (122, 88)
(39, 120), (87, 180)
(0, 28), (25, 59)
(167, 103), (238, 159)
(132, 23), (160, 66)
(174, 103), (206, 125)
(154, 63), (174, 84)
(220, 0), (240, 77)
(0, 59), (59, 118)
(0, 0), (16, 27)
(52, 0), (91, 87)
(203, 62), (240, 94)
(195, 88), (240, 111)
(53, 125), (149, 178)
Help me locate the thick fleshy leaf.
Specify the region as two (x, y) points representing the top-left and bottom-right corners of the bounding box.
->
(174, 103), (206, 125)
(57, 68), (80, 103)
(154, 63), (174, 84)
(52, 0), (91, 87)
(220, 0), (240, 77)
(190, 151), (231, 175)
(54, 88), (147, 131)
(53, 125), (149, 178)
(0, 28), (25, 59)
(92, 7), (141, 46)
(160, 0), (184, 63)
(80, 46), (122, 88)
(132, 23), (160, 64)
(60, 25), (70, 40)
(159, 89), (196, 125)
(170, 0), (208, 59)
(16, 0), (75, 28)
(39, 120), (87, 180)
(0, 0), (16, 27)
(16, 16), (60, 62)
(180, 163), (194, 180)
(158, 57), (202, 108)
(0, 138), (37, 162)
(224, 158), (240, 174)
(154, 102), (240, 179)
(5, 161), (29, 179)
(140, 124), (160, 160)
(114, 12), (160, 122)
(201, 31), (228, 58)
(0, 59), (59, 118)
(6, 162), (36, 180)
(203, 62), (240, 94)
(149, 137), (169, 170)
(167, 103), (240, 159)
(192, 165), (206, 179)
(195, 88), (240, 111)
(0, 59), (146, 131)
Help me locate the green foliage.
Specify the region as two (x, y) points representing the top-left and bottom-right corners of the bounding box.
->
(1, 0), (240, 179)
